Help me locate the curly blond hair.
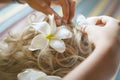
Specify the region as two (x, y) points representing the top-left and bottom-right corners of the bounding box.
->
(0, 14), (92, 80)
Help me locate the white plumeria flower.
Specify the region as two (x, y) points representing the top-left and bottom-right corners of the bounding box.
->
(29, 14), (72, 53)
(17, 69), (62, 80)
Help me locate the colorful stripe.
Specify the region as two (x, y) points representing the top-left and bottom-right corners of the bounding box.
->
(0, 4), (29, 23)
(0, 11), (34, 37)
(88, 0), (109, 16)
(82, 0), (99, 16)
(105, 0), (119, 16)
(0, 4), (34, 34)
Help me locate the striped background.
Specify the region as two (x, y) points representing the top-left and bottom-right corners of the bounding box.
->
(0, 0), (120, 80)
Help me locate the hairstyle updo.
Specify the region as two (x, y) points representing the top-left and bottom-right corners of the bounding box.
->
(0, 13), (93, 80)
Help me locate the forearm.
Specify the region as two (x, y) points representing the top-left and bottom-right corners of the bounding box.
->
(63, 41), (120, 80)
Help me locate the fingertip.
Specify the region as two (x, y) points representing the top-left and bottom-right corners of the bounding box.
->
(59, 0), (69, 24)
(54, 14), (62, 26)
(96, 19), (103, 25)
(79, 25), (88, 34)
(100, 16), (107, 24)
(56, 18), (62, 26)
(62, 19), (68, 24)
(99, 15), (112, 24)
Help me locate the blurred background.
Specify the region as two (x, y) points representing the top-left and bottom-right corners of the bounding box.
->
(75, 0), (120, 18)
(0, 0), (120, 80)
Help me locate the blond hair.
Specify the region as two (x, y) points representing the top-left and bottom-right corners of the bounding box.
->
(0, 15), (92, 80)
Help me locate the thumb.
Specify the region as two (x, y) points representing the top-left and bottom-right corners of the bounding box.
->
(87, 16), (100, 25)
(77, 16), (100, 34)
(79, 25), (98, 46)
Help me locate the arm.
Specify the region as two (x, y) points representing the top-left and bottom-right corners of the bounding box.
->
(63, 40), (120, 80)
(24, 0), (75, 25)
(0, 0), (75, 25)
(63, 16), (120, 80)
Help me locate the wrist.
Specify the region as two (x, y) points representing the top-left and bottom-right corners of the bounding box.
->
(95, 38), (120, 55)
(95, 36), (119, 48)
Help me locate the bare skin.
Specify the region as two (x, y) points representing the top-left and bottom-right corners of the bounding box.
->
(1, 1), (119, 79)
(0, 0), (75, 26)
(24, 0), (75, 25)
(63, 16), (120, 80)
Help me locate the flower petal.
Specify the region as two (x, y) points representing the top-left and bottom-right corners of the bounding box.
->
(32, 21), (50, 34)
(47, 76), (62, 80)
(54, 25), (72, 39)
(50, 39), (65, 53)
(29, 34), (48, 51)
(17, 69), (47, 80)
(48, 15), (57, 34)
(76, 15), (89, 30)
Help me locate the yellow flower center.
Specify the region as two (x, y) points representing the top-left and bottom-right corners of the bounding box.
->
(45, 34), (53, 40)
(37, 77), (44, 80)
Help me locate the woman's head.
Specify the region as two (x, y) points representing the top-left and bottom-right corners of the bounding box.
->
(0, 14), (92, 80)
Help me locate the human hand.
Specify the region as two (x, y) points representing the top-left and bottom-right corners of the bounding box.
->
(79, 16), (120, 47)
(24, 0), (75, 26)
(63, 16), (120, 80)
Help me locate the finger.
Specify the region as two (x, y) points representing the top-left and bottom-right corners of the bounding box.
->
(100, 15), (119, 27)
(58, 0), (69, 24)
(79, 25), (94, 35)
(68, 0), (76, 23)
(79, 25), (88, 34)
(25, 0), (62, 25)
(77, 16), (98, 34)
(87, 16), (101, 25)
(100, 15), (112, 24)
